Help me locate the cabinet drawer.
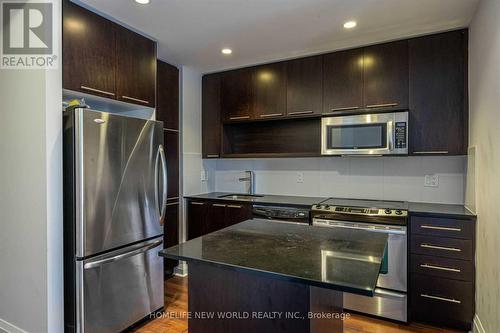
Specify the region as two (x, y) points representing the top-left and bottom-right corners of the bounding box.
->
(411, 216), (473, 239)
(411, 235), (472, 260)
(411, 274), (473, 331)
(411, 254), (473, 281)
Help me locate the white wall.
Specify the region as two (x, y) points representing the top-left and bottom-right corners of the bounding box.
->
(469, 0), (500, 331)
(180, 66), (215, 243)
(0, 37), (63, 333)
(210, 156), (466, 204)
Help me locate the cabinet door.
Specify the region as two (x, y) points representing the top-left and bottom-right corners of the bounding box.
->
(187, 201), (208, 240)
(164, 201), (179, 275)
(323, 49), (363, 114)
(202, 74), (221, 158)
(363, 40), (409, 110)
(116, 26), (156, 107)
(286, 56), (323, 117)
(253, 63), (286, 120)
(221, 68), (254, 122)
(207, 202), (228, 234)
(409, 30), (467, 155)
(63, 1), (116, 98)
(224, 204), (252, 228)
(157, 60), (179, 130)
(164, 131), (179, 199)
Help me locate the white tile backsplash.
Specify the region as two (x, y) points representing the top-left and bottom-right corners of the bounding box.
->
(209, 156), (466, 204)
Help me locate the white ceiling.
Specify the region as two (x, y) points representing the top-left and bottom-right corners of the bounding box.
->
(78, 0), (479, 73)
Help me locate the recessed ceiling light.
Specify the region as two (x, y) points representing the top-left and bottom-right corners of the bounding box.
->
(343, 21), (357, 29)
(135, 0), (150, 4)
(221, 48), (232, 55)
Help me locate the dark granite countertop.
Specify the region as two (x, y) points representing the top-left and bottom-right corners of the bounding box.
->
(184, 192), (326, 207)
(185, 192), (475, 218)
(408, 202), (476, 218)
(160, 218), (388, 296)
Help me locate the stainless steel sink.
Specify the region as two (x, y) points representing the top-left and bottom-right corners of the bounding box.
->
(218, 194), (264, 201)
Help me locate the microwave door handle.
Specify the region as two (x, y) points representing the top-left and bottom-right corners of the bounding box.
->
(387, 121), (394, 151)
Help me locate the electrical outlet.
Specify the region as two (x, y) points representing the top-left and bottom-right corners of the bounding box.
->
(296, 172), (304, 183)
(424, 174), (439, 187)
(201, 170), (207, 182)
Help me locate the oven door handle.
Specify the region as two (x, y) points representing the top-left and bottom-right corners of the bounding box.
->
(313, 219), (406, 235)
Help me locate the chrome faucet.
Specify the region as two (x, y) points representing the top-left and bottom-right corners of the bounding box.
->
(238, 171), (255, 195)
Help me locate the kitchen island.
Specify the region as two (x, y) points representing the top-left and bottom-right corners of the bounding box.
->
(159, 219), (388, 333)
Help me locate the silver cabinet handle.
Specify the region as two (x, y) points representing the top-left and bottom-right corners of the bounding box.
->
(227, 205), (243, 209)
(288, 110), (314, 116)
(212, 203), (227, 207)
(260, 113), (283, 118)
(420, 244), (462, 252)
(164, 128), (180, 133)
(421, 225), (462, 232)
(84, 239), (163, 269)
(327, 106), (360, 112)
(420, 264), (461, 273)
(420, 294), (461, 304)
(166, 201), (179, 206)
(206, 154), (220, 158)
(229, 115), (250, 120)
(122, 95), (150, 105)
(413, 151), (449, 154)
(366, 103), (398, 108)
(190, 202), (205, 206)
(80, 85), (115, 96)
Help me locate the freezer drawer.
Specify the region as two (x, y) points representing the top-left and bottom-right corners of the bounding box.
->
(344, 288), (407, 322)
(77, 238), (164, 333)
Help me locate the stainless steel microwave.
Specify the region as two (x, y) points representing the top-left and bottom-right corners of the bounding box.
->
(321, 111), (408, 156)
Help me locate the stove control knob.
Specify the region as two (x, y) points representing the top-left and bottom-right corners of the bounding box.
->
(384, 209), (392, 215)
(395, 210), (403, 215)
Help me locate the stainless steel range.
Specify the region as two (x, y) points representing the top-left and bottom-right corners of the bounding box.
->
(312, 198), (408, 322)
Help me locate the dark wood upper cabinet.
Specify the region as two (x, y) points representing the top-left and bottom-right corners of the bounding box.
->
(115, 26), (156, 107)
(253, 62), (286, 119)
(323, 48), (364, 114)
(286, 56), (323, 116)
(363, 40), (409, 110)
(164, 131), (179, 199)
(63, 1), (116, 98)
(221, 68), (254, 122)
(63, 2), (157, 107)
(157, 60), (179, 130)
(409, 30), (467, 155)
(202, 74), (221, 158)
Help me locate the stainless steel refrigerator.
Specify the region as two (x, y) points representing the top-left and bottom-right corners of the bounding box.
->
(63, 108), (167, 333)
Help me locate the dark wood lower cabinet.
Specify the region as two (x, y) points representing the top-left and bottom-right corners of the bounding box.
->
(187, 199), (252, 240)
(164, 201), (179, 276)
(409, 214), (476, 331)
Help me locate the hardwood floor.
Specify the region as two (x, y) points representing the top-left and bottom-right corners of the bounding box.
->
(132, 276), (463, 333)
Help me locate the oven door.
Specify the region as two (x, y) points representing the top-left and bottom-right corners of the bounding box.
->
(313, 219), (407, 291)
(321, 112), (408, 156)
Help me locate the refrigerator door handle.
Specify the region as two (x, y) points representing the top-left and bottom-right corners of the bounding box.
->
(158, 144), (168, 225)
(83, 239), (163, 269)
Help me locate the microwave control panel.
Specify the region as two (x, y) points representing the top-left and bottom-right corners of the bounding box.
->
(395, 122), (407, 149)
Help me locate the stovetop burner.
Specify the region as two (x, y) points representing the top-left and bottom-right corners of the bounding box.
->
(318, 197), (408, 210)
(311, 197), (409, 223)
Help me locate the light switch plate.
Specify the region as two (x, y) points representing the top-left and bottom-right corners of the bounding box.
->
(424, 174), (439, 187)
(296, 172), (304, 183)
(201, 170), (207, 182)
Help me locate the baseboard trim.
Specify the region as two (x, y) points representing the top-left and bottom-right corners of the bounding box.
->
(473, 314), (486, 333)
(174, 260), (188, 277)
(0, 318), (28, 333)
